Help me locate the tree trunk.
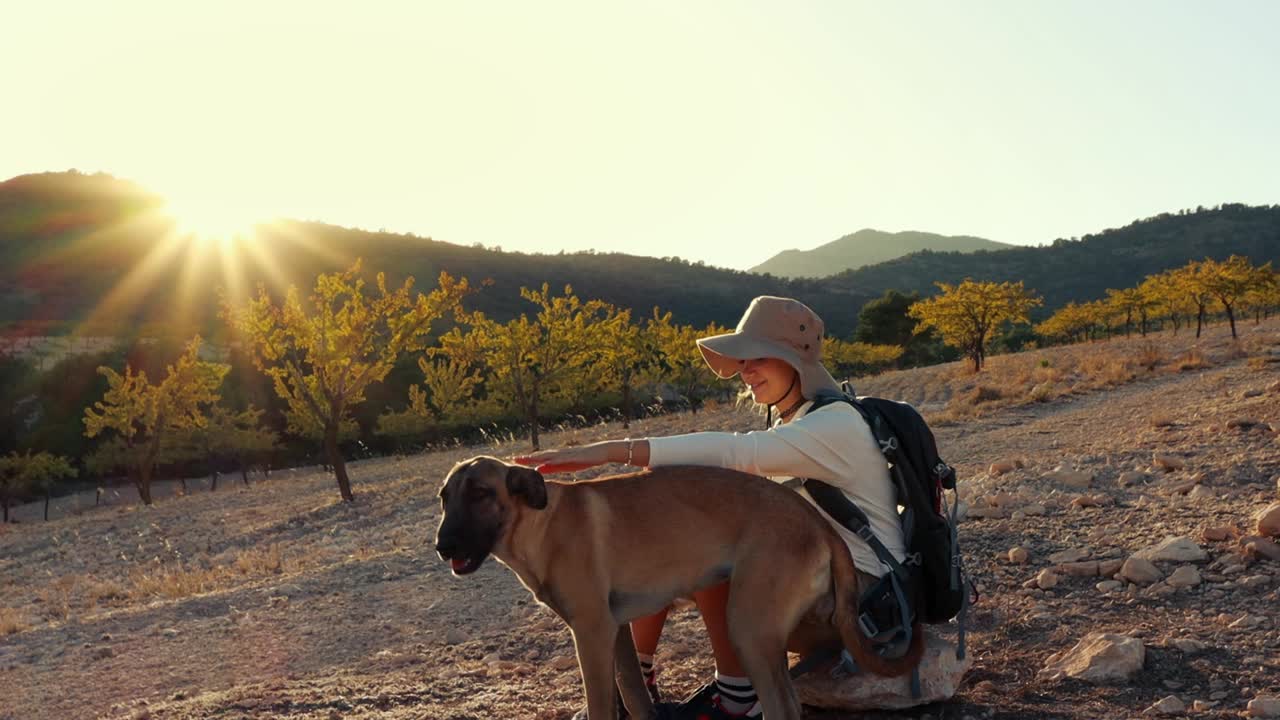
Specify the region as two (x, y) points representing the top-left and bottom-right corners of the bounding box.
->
(44, 492), (50, 521)
(528, 393), (541, 451)
(1196, 306), (1205, 338)
(621, 378), (633, 430)
(240, 459), (249, 486)
(1225, 304), (1237, 339)
(211, 471), (219, 492)
(137, 466), (153, 505)
(2, 496), (9, 523)
(324, 422), (354, 502)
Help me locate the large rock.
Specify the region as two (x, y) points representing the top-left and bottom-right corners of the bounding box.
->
(1257, 503), (1280, 538)
(793, 631), (971, 711)
(1247, 696), (1280, 718)
(1038, 632), (1145, 683)
(1120, 557), (1163, 585)
(1134, 536), (1208, 563)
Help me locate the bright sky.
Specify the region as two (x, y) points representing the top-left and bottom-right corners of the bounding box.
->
(3, 1), (1278, 270)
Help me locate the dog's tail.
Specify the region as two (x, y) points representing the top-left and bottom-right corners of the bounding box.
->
(827, 534), (924, 678)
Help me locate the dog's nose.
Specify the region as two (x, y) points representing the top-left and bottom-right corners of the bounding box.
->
(435, 537), (457, 560)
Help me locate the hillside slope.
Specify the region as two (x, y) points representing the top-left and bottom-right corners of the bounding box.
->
(750, 228), (1012, 278)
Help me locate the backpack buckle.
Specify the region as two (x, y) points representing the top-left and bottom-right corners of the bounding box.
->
(904, 552), (923, 567)
(879, 436), (898, 455)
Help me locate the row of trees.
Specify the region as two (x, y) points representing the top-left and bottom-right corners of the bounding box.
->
(66, 262), (904, 506)
(1036, 256), (1278, 344)
(8, 256), (1274, 511)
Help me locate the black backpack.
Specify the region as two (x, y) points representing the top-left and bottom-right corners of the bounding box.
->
(789, 383), (973, 692)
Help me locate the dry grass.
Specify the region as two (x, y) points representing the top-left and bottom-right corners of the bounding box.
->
(858, 319), (1280, 424)
(0, 607), (30, 635)
(1176, 349), (1210, 371)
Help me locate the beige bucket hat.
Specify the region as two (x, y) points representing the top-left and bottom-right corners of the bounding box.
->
(696, 296), (842, 399)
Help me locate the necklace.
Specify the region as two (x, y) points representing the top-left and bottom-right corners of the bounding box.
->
(777, 396), (806, 421)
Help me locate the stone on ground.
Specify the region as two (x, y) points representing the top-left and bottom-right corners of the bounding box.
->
(793, 631), (970, 711)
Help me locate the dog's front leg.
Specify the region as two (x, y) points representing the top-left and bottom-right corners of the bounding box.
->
(614, 625), (655, 719)
(571, 618), (621, 720)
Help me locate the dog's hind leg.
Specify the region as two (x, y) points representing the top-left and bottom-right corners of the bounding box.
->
(614, 625), (655, 719)
(571, 618), (623, 720)
(726, 558), (819, 720)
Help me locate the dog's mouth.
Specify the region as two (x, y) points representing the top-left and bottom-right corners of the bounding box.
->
(449, 555), (485, 576)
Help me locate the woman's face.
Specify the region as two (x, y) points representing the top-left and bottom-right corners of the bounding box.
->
(740, 357), (800, 406)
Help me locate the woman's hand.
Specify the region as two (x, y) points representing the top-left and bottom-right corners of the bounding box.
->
(512, 443), (613, 474)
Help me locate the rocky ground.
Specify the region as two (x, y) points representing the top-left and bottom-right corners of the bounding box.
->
(2, 319), (1279, 720)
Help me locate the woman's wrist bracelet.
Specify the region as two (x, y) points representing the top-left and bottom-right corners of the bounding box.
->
(624, 438), (634, 465)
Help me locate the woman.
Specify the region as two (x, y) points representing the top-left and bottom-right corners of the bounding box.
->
(516, 296), (906, 720)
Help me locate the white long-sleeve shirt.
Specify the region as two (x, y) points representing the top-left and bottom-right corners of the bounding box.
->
(647, 400), (905, 577)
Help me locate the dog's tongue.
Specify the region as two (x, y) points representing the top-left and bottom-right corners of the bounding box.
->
(450, 558), (468, 572)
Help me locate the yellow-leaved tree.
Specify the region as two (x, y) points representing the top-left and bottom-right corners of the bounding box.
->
(436, 284), (608, 450)
(0, 451), (78, 522)
(909, 279), (1042, 372)
(1197, 255), (1275, 339)
(226, 260), (469, 501)
(600, 306), (664, 429)
(83, 338), (228, 505)
(648, 310), (730, 413)
(823, 339), (904, 378)
(199, 405), (279, 490)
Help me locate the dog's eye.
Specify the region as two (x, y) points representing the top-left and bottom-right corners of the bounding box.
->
(466, 488), (494, 503)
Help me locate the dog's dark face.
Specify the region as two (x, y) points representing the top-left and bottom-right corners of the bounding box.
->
(434, 456), (547, 576)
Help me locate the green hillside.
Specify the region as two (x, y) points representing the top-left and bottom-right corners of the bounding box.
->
(820, 205), (1280, 317)
(750, 229), (1013, 278)
(1, 171), (1277, 338)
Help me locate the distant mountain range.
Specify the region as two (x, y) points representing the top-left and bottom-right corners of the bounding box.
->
(1, 171), (1277, 339)
(750, 229), (1014, 278)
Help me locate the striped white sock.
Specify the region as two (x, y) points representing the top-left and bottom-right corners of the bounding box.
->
(637, 653), (656, 684)
(714, 673), (757, 716)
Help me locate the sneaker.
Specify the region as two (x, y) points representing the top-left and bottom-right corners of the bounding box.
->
(660, 682), (762, 720)
(571, 680), (662, 719)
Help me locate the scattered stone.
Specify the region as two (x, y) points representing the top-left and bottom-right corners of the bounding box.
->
(1119, 470), (1148, 487)
(1243, 537), (1280, 563)
(1243, 388), (1265, 398)
(1192, 700), (1217, 712)
(1135, 536), (1208, 563)
(1120, 557), (1163, 585)
(1228, 418), (1261, 430)
(1257, 503), (1280, 538)
(1007, 547), (1030, 564)
(1048, 548), (1090, 564)
(444, 628), (468, 645)
(989, 461), (1016, 476)
(794, 631), (971, 710)
(1167, 638), (1209, 653)
(1202, 525), (1236, 542)
(1038, 632), (1145, 683)
(1166, 566), (1202, 588)
(1187, 485), (1215, 500)
(1020, 503), (1048, 516)
(1240, 574), (1271, 589)
(1036, 569), (1060, 590)
(1146, 695), (1185, 715)
(1153, 454), (1185, 472)
(549, 655), (578, 671)
(1058, 561), (1100, 578)
(1096, 580), (1124, 593)
(1098, 559), (1123, 576)
(1229, 614), (1264, 629)
(1247, 697), (1280, 718)
(1046, 468), (1094, 488)
(92, 647), (114, 660)
(162, 628), (179, 638)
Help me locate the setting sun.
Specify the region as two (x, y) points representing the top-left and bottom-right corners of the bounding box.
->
(161, 186), (266, 243)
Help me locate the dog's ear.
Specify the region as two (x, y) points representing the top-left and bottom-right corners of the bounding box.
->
(505, 465), (547, 510)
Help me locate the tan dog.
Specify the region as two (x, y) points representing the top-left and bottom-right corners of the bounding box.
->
(433, 456), (922, 720)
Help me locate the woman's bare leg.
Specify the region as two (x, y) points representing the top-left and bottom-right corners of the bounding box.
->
(630, 608), (669, 656)
(692, 581), (747, 676)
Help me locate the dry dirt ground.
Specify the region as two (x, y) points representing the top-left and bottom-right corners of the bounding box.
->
(2, 320), (1279, 720)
